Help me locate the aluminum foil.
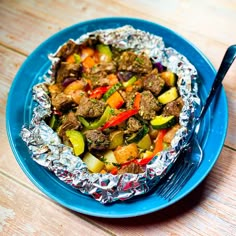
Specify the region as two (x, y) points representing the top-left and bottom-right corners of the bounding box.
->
(21, 25), (200, 204)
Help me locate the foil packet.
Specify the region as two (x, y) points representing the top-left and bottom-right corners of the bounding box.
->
(21, 25), (200, 204)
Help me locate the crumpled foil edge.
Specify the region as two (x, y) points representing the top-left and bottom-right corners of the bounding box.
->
(21, 25), (200, 204)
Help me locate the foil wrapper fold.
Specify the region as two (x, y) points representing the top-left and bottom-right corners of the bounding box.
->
(21, 25), (200, 204)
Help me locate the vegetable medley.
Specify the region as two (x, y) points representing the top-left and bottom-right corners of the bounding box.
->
(46, 39), (184, 175)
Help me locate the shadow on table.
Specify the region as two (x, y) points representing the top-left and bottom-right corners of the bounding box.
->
(88, 177), (208, 226)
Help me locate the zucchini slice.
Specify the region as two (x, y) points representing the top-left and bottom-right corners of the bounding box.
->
(137, 134), (152, 150)
(158, 87), (178, 104)
(127, 125), (149, 143)
(150, 115), (176, 129)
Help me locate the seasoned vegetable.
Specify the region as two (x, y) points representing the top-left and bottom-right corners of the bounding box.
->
(160, 71), (177, 86)
(114, 143), (139, 164)
(103, 150), (118, 171)
(83, 152), (104, 173)
(137, 134), (152, 150)
(103, 82), (122, 101)
(46, 40), (183, 174)
(101, 109), (138, 130)
(96, 44), (112, 62)
(65, 130), (85, 156)
(158, 87), (178, 104)
(78, 105), (112, 130)
(109, 131), (124, 149)
(106, 91), (124, 109)
(127, 125), (149, 143)
(150, 115), (176, 129)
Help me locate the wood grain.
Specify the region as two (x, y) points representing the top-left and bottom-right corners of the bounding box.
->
(1, 0), (236, 235)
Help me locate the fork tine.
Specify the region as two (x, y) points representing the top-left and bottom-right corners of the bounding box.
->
(165, 164), (196, 200)
(157, 162), (186, 197)
(156, 159), (183, 195)
(161, 163), (189, 198)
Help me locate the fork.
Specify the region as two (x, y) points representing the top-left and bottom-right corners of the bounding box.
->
(156, 44), (236, 201)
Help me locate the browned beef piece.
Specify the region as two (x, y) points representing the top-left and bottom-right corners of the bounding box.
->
(89, 71), (110, 88)
(87, 62), (116, 88)
(139, 90), (161, 120)
(51, 93), (74, 111)
(126, 117), (142, 133)
(76, 96), (105, 118)
(125, 91), (136, 110)
(143, 69), (165, 96)
(118, 51), (152, 74)
(58, 112), (82, 138)
(55, 40), (79, 60)
(91, 62), (116, 74)
(56, 62), (82, 84)
(117, 162), (144, 174)
(84, 130), (110, 151)
(162, 97), (184, 117)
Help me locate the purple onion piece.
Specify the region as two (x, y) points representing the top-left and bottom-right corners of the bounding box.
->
(62, 77), (76, 87)
(153, 62), (164, 72)
(117, 71), (133, 82)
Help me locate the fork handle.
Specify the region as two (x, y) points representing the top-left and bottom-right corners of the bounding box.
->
(198, 45), (236, 121)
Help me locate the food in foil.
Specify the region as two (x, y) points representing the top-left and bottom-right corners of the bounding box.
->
(21, 25), (200, 203)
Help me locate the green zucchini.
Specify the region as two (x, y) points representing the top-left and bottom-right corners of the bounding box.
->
(150, 115), (176, 129)
(123, 76), (137, 88)
(96, 44), (112, 62)
(103, 82), (122, 101)
(137, 134), (152, 150)
(158, 87), (178, 104)
(127, 125), (149, 143)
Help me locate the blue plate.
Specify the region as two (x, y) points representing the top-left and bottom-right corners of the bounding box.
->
(6, 17), (228, 218)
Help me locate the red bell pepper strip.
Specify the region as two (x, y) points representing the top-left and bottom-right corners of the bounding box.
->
(136, 129), (167, 165)
(133, 92), (142, 110)
(89, 86), (110, 99)
(110, 166), (118, 175)
(101, 109), (138, 130)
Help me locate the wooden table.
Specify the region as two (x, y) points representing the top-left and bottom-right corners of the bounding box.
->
(1, 1), (235, 235)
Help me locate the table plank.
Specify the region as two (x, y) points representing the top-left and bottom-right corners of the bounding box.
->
(0, 173), (112, 236)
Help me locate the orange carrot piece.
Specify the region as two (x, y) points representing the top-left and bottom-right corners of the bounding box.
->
(106, 91), (124, 109)
(133, 92), (142, 110)
(83, 56), (95, 68)
(66, 54), (76, 63)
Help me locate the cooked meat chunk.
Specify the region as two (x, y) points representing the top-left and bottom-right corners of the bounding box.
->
(143, 69), (165, 96)
(139, 90), (161, 120)
(118, 51), (152, 74)
(56, 62), (82, 84)
(117, 162), (144, 174)
(162, 97), (184, 117)
(76, 96), (106, 118)
(125, 91), (136, 110)
(58, 112), (82, 138)
(55, 40), (79, 60)
(91, 62), (117, 74)
(84, 130), (110, 151)
(126, 117), (142, 133)
(51, 93), (74, 111)
(89, 71), (110, 88)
